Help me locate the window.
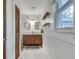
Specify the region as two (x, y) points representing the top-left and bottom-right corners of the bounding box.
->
(57, 5), (74, 28)
(58, 0), (69, 8)
(56, 0), (74, 29)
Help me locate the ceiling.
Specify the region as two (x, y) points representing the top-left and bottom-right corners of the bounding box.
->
(16, 0), (53, 15)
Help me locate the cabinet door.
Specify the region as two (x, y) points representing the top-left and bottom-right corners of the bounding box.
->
(15, 5), (20, 59)
(23, 35), (31, 45)
(32, 35), (42, 45)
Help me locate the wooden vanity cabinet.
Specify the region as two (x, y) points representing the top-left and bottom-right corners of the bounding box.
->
(23, 35), (42, 46)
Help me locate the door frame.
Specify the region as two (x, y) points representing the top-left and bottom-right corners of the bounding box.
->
(15, 5), (20, 59)
(3, 0), (6, 59)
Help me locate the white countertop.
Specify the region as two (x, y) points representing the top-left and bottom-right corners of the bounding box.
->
(21, 32), (42, 35)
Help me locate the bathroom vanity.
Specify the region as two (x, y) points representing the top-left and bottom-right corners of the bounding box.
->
(23, 34), (42, 47)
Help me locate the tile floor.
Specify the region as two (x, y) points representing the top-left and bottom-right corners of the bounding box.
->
(18, 47), (50, 59)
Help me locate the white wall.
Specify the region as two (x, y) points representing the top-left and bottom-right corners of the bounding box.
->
(20, 14), (53, 34)
(43, 25), (75, 59)
(15, 0), (50, 15)
(20, 15), (41, 34)
(6, 0), (15, 59)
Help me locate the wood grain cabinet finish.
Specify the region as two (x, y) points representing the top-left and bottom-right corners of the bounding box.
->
(23, 35), (42, 46)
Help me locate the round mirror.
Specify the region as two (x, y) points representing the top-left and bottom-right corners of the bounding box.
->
(24, 22), (30, 30)
(34, 22), (41, 30)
